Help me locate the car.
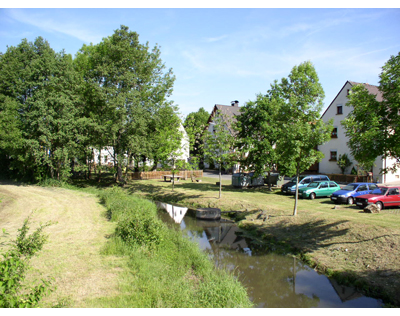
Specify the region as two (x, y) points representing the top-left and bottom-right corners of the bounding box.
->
(330, 182), (378, 205)
(281, 174), (330, 195)
(298, 181), (341, 199)
(355, 186), (400, 210)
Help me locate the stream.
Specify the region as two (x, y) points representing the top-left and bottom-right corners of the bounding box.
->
(157, 202), (383, 308)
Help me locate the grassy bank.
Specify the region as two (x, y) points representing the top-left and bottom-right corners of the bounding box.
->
(110, 176), (400, 307)
(0, 182), (252, 308)
(91, 187), (252, 307)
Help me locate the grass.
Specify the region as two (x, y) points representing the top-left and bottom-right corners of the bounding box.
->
(88, 187), (252, 308)
(0, 180), (252, 308)
(114, 175), (400, 307)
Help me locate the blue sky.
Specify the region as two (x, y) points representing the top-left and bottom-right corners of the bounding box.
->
(1, 6), (399, 120)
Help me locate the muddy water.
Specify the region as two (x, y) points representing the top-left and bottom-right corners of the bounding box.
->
(157, 202), (383, 308)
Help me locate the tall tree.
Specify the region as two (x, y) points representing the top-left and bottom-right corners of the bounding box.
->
(235, 94), (283, 190)
(0, 37), (85, 181)
(184, 107), (209, 162)
(75, 25), (176, 183)
(203, 112), (236, 199)
(342, 52), (400, 173)
(271, 61), (333, 216)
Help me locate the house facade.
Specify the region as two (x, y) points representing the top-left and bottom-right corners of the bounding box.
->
(204, 101), (241, 172)
(92, 123), (190, 168)
(318, 81), (400, 184)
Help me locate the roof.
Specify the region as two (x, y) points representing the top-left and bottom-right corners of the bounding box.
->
(321, 80), (383, 119)
(206, 103), (241, 134)
(348, 81), (383, 102)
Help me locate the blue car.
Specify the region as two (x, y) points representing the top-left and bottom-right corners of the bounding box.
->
(330, 182), (378, 205)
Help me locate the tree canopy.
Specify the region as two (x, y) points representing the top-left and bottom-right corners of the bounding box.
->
(0, 26), (179, 183)
(342, 52), (400, 173)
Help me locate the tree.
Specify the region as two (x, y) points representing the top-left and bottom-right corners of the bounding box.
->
(271, 61), (333, 216)
(184, 107), (210, 165)
(203, 112), (236, 199)
(75, 25), (176, 183)
(234, 94), (282, 191)
(337, 153), (352, 174)
(0, 37), (86, 182)
(342, 52), (400, 173)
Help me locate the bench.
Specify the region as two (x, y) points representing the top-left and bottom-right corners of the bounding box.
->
(163, 175), (181, 182)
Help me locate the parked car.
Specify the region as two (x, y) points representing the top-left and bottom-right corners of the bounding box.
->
(355, 186), (400, 210)
(298, 181), (341, 199)
(281, 174), (330, 195)
(330, 182), (378, 205)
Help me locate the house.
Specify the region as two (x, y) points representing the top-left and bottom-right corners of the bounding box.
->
(92, 123), (190, 169)
(318, 80), (400, 183)
(204, 101), (241, 172)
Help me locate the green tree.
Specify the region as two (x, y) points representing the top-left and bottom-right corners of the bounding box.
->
(75, 25), (176, 183)
(235, 94), (282, 190)
(337, 153), (352, 174)
(271, 61), (333, 216)
(0, 37), (86, 181)
(203, 112), (236, 199)
(184, 107), (210, 164)
(342, 52), (400, 173)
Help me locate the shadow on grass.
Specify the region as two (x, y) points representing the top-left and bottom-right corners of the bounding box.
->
(238, 217), (400, 306)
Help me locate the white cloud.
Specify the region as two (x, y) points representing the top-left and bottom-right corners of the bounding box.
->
(6, 9), (102, 44)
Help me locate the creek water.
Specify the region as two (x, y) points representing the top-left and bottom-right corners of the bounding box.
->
(157, 202), (383, 308)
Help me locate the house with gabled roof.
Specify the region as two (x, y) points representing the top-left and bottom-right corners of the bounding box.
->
(204, 101), (241, 171)
(318, 80), (400, 184)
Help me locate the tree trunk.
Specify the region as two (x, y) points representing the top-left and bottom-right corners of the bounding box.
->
(293, 162), (300, 216)
(218, 164), (222, 199)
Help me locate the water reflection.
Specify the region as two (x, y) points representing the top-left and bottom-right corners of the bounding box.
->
(158, 203), (383, 308)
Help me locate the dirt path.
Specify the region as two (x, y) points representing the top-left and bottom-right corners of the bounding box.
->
(0, 184), (119, 307)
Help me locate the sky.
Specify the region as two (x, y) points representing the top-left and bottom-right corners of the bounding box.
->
(1, 4), (400, 120)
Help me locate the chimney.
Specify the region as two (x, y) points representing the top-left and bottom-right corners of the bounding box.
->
(231, 100), (239, 107)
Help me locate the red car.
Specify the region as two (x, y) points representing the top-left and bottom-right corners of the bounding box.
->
(355, 186), (400, 210)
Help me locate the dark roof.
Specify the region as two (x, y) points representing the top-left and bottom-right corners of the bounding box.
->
(321, 80), (383, 119)
(206, 104), (241, 134)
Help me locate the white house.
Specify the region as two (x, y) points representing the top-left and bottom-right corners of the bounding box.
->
(318, 81), (400, 184)
(92, 123), (190, 168)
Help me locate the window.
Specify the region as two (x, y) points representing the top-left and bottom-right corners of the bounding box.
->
(331, 127), (338, 138)
(320, 183), (328, 188)
(330, 151), (337, 161)
(337, 105), (343, 115)
(368, 184), (377, 191)
(357, 185), (367, 191)
(329, 182), (337, 187)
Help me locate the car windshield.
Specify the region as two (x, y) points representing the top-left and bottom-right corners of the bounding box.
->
(342, 184), (358, 191)
(307, 182), (319, 188)
(291, 176), (306, 182)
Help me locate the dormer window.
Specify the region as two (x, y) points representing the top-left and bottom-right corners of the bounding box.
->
(337, 105), (343, 115)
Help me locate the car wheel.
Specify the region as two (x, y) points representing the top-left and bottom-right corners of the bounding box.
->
(310, 193), (316, 200)
(376, 202), (383, 210)
(347, 197), (354, 205)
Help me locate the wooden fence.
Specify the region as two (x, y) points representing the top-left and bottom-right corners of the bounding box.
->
(126, 170), (203, 180)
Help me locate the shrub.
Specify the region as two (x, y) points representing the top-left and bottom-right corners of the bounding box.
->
(0, 217), (53, 308)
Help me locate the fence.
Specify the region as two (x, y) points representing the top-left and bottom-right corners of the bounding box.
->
(126, 170), (203, 180)
(327, 174), (372, 183)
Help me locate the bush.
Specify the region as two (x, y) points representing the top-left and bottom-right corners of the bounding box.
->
(0, 217), (53, 308)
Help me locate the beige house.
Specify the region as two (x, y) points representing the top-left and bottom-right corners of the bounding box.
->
(318, 81), (400, 184)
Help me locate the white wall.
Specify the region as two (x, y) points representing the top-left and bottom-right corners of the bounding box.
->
(319, 82), (400, 184)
